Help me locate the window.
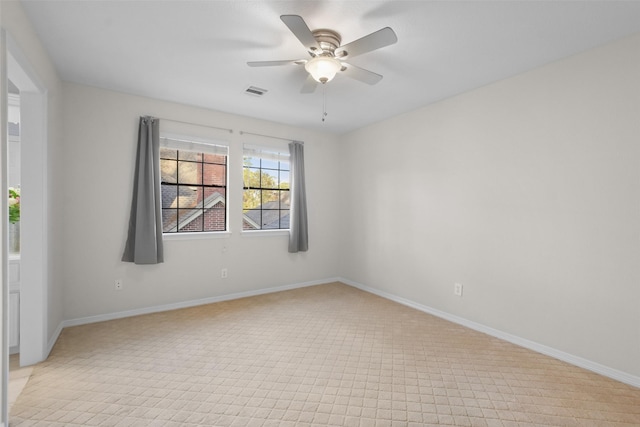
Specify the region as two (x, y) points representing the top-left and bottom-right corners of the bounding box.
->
(160, 135), (228, 233)
(243, 145), (290, 230)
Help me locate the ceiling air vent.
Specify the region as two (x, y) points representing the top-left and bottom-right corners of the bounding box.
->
(245, 86), (268, 97)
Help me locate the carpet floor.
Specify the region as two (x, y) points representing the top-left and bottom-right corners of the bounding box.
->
(9, 282), (640, 426)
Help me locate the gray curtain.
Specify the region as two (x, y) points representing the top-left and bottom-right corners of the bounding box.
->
(122, 116), (164, 264)
(288, 141), (308, 253)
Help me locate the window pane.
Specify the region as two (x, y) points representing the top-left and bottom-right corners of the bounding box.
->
(204, 188), (226, 231)
(279, 170), (290, 188)
(178, 208), (202, 232)
(261, 210), (280, 229)
(204, 153), (226, 164)
(178, 160), (201, 185)
(243, 167), (261, 188)
(262, 158), (278, 170)
(243, 156), (260, 167)
(178, 151), (201, 162)
(261, 169), (279, 189)
(203, 207), (225, 232)
(280, 161), (290, 171)
(162, 209), (177, 232)
(177, 185), (199, 209)
(280, 190), (290, 209)
(242, 206), (261, 228)
(204, 187), (225, 207)
(161, 159), (177, 183)
(160, 148), (177, 160)
(243, 189), (260, 211)
(161, 184), (177, 208)
(261, 190), (279, 206)
(203, 163), (226, 186)
(279, 210), (290, 229)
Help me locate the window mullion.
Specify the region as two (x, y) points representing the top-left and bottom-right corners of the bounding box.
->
(175, 154), (180, 212)
(200, 154), (204, 224)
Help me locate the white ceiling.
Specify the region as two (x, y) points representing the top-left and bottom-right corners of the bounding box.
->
(19, 1), (640, 134)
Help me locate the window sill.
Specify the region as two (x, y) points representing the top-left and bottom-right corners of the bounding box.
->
(241, 229), (289, 237)
(163, 231), (231, 241)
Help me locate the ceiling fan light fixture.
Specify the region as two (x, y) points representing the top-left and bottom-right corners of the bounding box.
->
(305, 56), (342, 84)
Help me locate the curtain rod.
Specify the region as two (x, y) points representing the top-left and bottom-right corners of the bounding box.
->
(156, 117), (233, 134)
(239, 130), (301, 143)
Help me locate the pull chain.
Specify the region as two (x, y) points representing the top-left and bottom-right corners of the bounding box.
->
(322, 84), (328, 122)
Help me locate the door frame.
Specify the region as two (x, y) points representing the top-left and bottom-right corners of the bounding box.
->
(1, 30), (49, 425)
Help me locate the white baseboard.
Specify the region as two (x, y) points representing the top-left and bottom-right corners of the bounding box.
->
(47, 321), (64, 358)
(53, 277), (639, 389)
(340, 278), (640, 389)
(62, 277), (340, 329)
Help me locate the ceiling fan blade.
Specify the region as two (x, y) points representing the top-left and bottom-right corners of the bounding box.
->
(300, 74), (318, 94)
(336, 27), (397, 59)
(280, 15), (321, 53)
(340, 63), (383, 85)
(247, 60), (302, 67)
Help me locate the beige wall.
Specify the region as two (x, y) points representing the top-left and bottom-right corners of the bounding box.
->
(339, 33), (640, 378)
(61, 83), (341, 320)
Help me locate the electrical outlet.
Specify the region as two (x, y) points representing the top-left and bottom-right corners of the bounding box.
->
(454, 283), (463, 297)
(221, 268), (228, 279)
(115, 279), (123, 291)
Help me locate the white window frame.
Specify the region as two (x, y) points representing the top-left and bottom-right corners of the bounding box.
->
(160, 133), (230, 239)
(242, 143), (291, 234)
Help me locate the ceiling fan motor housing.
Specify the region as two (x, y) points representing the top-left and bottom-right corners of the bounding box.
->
(311, 29), (342, 56)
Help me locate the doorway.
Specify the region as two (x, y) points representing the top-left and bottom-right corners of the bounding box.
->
(2, 33), (49, 424)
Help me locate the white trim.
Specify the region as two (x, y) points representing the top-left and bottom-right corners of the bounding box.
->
(46, 321), (64, 357)
(241, 229), (289, 237)
(7, 94), (19, 106)
(17, 90), (48, 366)
(6, 38), (45, 92)
(239, 133), (291, 150)
(1, 27), (9, 427)
(62, 277), (340, 328)
(6, 33), (50, 368)
(163, 231), (231, 241)
(160, 133), (229, 155)
(340, 278), (640, 389)
(243, 144), (290, 162)
(161, 132), (229, 147)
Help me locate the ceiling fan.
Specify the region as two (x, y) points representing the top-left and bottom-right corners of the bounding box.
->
(248, 15), (398, 93)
